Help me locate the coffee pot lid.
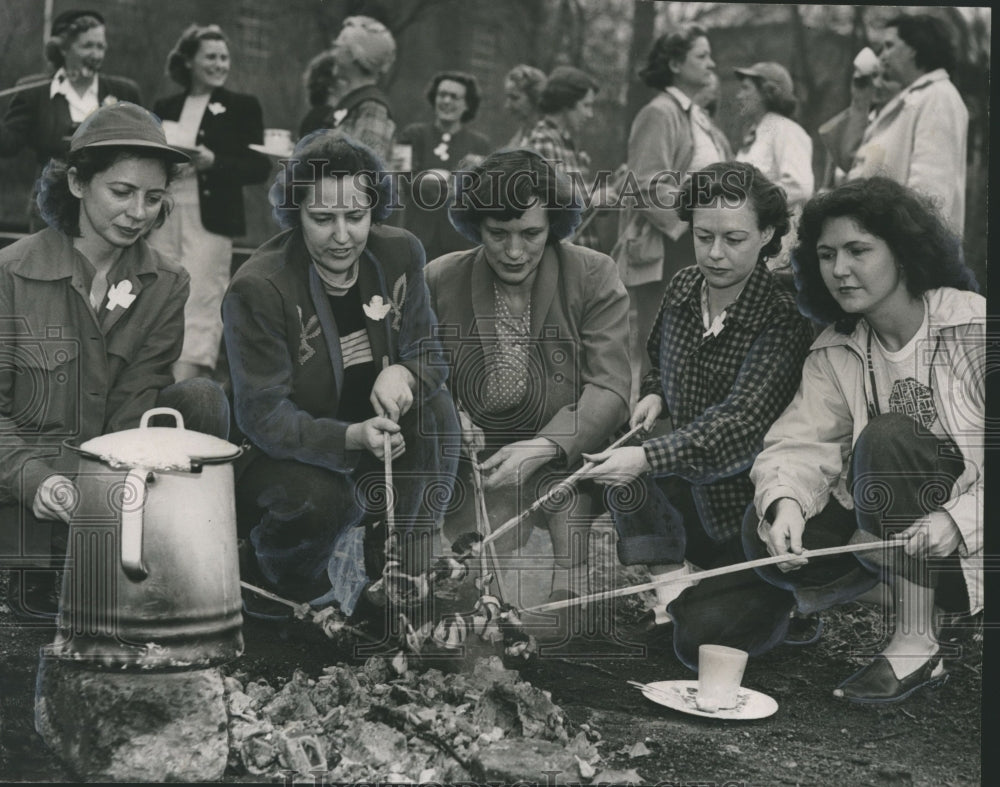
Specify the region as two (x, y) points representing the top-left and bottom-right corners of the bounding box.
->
(77, 408), (241, 471)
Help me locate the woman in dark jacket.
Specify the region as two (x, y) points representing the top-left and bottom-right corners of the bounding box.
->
(150, 24), (270, 381)
(222, 130), (459, 621)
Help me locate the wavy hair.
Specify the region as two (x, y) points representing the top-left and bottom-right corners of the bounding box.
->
(886, 14), (956, 75)
(303, 50), (337, 107)
(639, 25), (709, 90)
(425, 71), (481, 123)
(676, 161), (789, 262)
(504, 64), (547, 109)
(166, 24), (229, 89)
(448, 148), (582, 245)
(268, 129), (394, 229)
(792, 177), (978, 332)
(37, 149), (178, 236)
(45, 13), (104, 69)
(537, 66), (598, 114)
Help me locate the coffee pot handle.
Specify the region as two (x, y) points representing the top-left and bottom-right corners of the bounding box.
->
(139, 407), (185, 430)
(121, 469), (151, 581)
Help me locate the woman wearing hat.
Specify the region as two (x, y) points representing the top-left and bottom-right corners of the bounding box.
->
(397, 71), (492, 262)
(0, 10), (142, 228)
(149, 24), (270, 383)
(0, 101), (230, 618)
(426, 148), (631, 623)
(734, 61), (813, 274)
(298, 16), (397, 163)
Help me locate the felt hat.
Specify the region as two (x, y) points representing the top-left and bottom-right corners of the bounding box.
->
(70, 101), (191, 163)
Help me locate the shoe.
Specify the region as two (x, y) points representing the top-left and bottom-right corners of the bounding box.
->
(617, 609), (673, 647)
(832, 654), (948, 704)
(783, 613), (824, 646)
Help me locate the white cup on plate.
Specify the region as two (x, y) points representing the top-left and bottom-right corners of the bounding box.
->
(264, 128), (292, 153)
(695, 644), (748, 712)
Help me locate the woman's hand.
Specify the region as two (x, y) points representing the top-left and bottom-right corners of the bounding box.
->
(630, 394), (664, 432)
(458, 410), (485, 457)
(895, 511), (962, 558)
(370, 365), (416, 422)
(479, 438), (559, 490)
(581, 446), (650, 485)
(191, 145), (216, 171)
(346, 417), (404, 460)
(764, 498), (809, 572)
(32, 474), (78, 524)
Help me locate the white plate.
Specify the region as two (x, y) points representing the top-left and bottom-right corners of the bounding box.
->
(639, 680), (778, 720)
(249, 143), (294, 158)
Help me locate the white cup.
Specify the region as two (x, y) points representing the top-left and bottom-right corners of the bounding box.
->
(160, 120), (181, 146)
(264, 128), (292, 152)
(696, 644), (748, 712)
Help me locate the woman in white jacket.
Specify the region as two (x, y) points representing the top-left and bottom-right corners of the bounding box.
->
(747, 176), (983, 704)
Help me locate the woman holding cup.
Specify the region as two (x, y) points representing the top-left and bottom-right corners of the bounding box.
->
(150, 24), (270, 381)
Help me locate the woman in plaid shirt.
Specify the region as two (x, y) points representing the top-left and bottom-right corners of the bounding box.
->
(583, 162), (814, 667)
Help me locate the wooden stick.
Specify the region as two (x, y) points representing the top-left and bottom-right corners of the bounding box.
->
(470, 450), (508, 604)
(381, 357), (395, 534)
(480, 424), (645, 550)
(521, 539), (904, 614)
(0, 78), (52, 99)
(240, 580), (379, 643)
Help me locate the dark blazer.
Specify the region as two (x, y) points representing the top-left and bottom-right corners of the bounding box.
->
(153, 87), (270, 237)
(425, 241), (632, 465)
(0, 74), (142, 165)
(222, 224), (448, 474)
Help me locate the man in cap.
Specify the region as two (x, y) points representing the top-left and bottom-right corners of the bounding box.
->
(299, 15), (397, 163)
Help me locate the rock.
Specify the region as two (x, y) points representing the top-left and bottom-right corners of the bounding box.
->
(628, 741), (652, 758)
(244, 678), (276, 707)
(262, 681), (319, 724)
(35, 657), (228, 782)
(591, 767), (643, 784)
(479, 738), (583, 784)
(338, 720), (408, 767)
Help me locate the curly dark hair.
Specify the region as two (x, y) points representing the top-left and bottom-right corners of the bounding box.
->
(639, 25), (709, 90)
(745, 75), (798, 117)
(885, 14), (956, 75)
(537, 66), (598, 114)
(37, 148), (179, 236)
(45, 13), (104, 69)
(425, 71), (481, 123)
(792, 177), (978, 332)
(166, 24), (229, 89)
(675, 161), (789, 262)
(268, 129), (394, 229)
(449, 148), (582, 245)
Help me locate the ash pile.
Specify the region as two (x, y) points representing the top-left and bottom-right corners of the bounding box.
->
(226, 655), (602, 783)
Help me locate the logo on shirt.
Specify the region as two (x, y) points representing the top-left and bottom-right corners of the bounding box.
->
(297, 306), (321, 365)
(106, 280), (136, 311)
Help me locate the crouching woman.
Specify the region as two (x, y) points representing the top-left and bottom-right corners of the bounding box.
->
(747, 177), (983, 703)
(222, 130), (459, 619)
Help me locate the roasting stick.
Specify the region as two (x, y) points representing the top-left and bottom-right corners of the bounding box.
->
(470, 451), (508, 604)
(478, 424), (646, 551)
(381, 357), (396, 535)
(0, 78), (52, 99)
(239, 580), (379, 643)
(521, 539), (904, 615)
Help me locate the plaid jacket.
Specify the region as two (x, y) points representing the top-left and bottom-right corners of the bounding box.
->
(640, 263), (813, 540)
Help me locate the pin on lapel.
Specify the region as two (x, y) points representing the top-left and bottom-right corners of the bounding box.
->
(106, 280), (137, 311)
(363, 295), (393, 321)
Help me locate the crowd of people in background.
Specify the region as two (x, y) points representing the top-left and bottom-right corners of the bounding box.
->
(0, 8), (983, 707)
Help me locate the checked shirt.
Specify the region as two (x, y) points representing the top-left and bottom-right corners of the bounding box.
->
(640, 263), (813, 541)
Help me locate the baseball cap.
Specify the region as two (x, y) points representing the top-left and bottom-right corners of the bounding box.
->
(69, 102), (191, 163)
(335, 16), (396, 77)
(733, 61), (795, 102)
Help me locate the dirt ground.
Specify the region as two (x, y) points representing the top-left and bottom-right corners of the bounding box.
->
(0, 552), (985, 786)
